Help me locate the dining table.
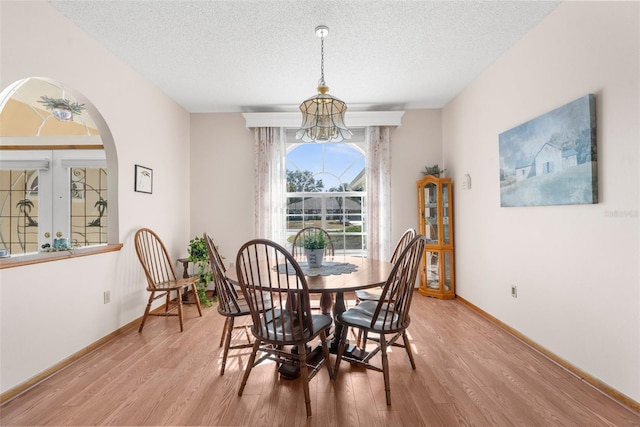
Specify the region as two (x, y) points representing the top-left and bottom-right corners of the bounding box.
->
(225, 255), (394, 355)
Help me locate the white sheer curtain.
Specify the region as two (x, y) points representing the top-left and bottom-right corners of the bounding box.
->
(254, 127), (286, 244)
(366, 126), (392, 260)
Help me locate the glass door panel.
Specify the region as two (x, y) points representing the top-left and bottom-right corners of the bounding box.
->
(424, 182), (438, 244)
(443, 251), (452, 291)
(425, 250), (440, 290)
(441, 182), (450, 245)
(0, 169), (41, 255)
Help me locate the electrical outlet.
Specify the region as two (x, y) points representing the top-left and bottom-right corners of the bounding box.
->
(511, 285), (517, 298)
(103, 290), (111, 304)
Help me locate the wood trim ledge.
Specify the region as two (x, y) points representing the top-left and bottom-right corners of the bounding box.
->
(0, 243), (123, 269)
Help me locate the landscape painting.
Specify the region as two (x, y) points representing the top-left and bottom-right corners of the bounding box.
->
(499, 94), (597, 207)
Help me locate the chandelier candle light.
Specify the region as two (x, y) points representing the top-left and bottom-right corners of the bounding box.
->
(296, 25), (352, 143)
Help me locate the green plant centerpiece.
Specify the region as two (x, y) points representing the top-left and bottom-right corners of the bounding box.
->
(187, 236), (213, 307)
(302, 230), (328, 268)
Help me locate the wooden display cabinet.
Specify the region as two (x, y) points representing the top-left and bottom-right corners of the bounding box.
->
(417, 175), (455, 299)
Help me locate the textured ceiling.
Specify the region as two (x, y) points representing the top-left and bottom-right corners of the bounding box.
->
(49, 0), (560, 113)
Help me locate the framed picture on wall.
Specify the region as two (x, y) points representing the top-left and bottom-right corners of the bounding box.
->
(134, 164), (153, 194)
(498, 94), (597, 207)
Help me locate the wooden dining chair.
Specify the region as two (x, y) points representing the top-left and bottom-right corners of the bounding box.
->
(333, 235), (427, 406)
(203, 233), (252, 375)
(202, 233), (230, 346)
(235, 238), (334, 417)
(355, 228), (416, 302)
(134, 228), (203, 332)
(291, 226), (335, 258)
(354, 228), (417, 346)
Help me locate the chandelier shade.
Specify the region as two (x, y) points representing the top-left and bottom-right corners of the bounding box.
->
(296, 90), (351, 143)
(296, 26), (351, 143)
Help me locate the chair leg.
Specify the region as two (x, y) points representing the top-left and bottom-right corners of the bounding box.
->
(219, 318), (229, 347)
(320, 332), (333, 379)
(358, 330), (370, 350)
(239, 340), (261, 396)
(332, 324), (350, 380)
(138, 291), (154, 332)
(380, 334), (392, 405)
(298, 344), (312, 417)
(243, 323), (251, 343)
(177, 290), (184, 332)
(165, 291), (171, 313)
(220, 317), (235, 376)
(402, 330), (416, 370)
(191, 283), (203, 316)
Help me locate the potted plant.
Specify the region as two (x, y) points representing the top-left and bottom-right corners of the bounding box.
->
(302, 230), (328, 268)
(422, 164), (447, 177)
(187, 236), (213, 307)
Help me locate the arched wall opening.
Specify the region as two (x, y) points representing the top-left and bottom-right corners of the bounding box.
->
(0, 77), (119, 252)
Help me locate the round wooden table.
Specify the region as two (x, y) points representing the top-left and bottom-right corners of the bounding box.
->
(225, 256), (393, 352)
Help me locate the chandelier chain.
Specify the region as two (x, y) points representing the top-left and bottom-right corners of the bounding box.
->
(296, 25), (351, 143)
(320, 34), (325, 85)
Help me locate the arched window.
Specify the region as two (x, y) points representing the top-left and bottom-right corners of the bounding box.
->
(285, 129), (366, 256)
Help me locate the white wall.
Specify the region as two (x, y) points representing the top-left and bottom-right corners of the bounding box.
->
(390, 109), (443, 243)
(189, 109), (443, 263)
(0, 1), (192, 394)
(443, 1), (639, 401)
(189, 113), (256, 265)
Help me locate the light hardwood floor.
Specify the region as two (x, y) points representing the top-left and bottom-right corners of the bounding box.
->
(1, 293), (639, 426)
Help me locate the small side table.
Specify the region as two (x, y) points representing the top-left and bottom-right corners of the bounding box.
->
(177, 258), (215, 302)
(177, 257), (193, 302)
(177, 257), (191, 279)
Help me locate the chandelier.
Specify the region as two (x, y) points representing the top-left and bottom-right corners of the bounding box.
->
(296, 26), (352, 143)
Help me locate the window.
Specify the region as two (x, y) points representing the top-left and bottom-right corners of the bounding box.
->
(0, 150), (107, 255)
(285, 131), (367, 256)
(0, 167), (41, 254)
(69, 166), (108, 247)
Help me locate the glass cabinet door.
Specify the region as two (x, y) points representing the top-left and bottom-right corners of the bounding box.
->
(442, 250), (452, 291)
(425, 250), (440, 290)
(424, 182), (438, 244)
(441, 181), (450, 245)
